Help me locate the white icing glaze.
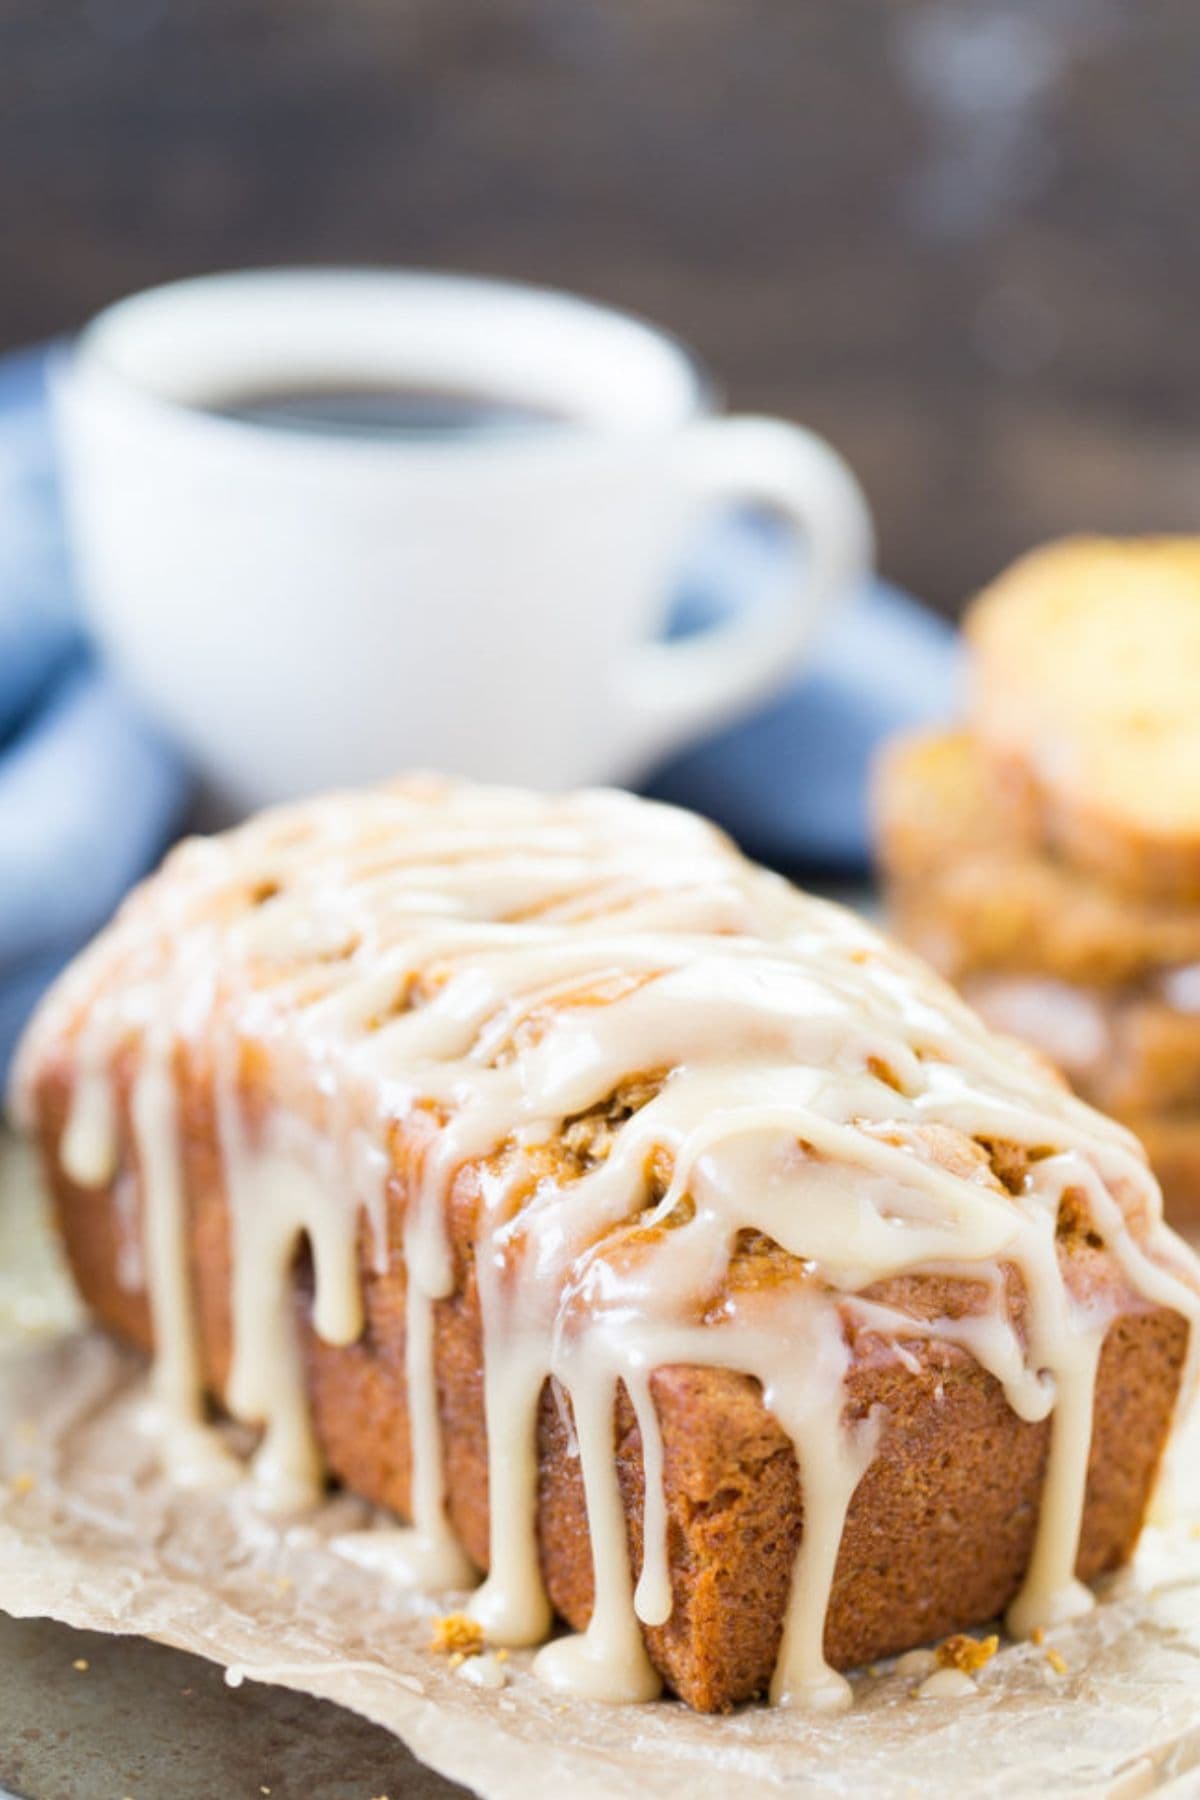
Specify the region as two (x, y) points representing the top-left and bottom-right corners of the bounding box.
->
(10, 776), (1200, 1711)
(459, 1650), (507, 1689)
(916, 1666), (979, 1700)
(895, 1648), (938, 1677)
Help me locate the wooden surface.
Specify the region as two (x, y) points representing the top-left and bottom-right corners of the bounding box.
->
(1, 0), (1198, 611)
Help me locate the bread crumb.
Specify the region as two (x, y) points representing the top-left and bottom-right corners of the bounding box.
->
(1045, 1647), (1068, 1676)
(9, 1472), (35, 1496)
(72, 1658), (89, 1672)
(260, 1788), (271, 1795)
(1030, 1626), (1045, 1645)
(494, 1648), (510, 1663)
(936, 1633), (999, 1675)
(431, 1613), (484, 1658)
(448, 1651), (466, 1670)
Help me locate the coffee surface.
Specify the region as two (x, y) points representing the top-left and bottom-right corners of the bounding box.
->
(209, 383), (566, 438)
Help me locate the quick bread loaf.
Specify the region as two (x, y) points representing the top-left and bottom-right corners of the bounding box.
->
(13, 778), (1200, 1712)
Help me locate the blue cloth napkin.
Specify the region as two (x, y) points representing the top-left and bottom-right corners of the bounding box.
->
(0, 347), (192, 1086)
(0, 341), (957, 1085)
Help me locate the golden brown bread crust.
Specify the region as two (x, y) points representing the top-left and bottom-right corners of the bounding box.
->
(34, 1055), (1188, 1712)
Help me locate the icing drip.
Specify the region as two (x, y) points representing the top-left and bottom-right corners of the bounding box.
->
(221, 1130), (365, 1515)
(628, 1374), (670, 1629)
(1005, 1329), (1104, 1639)
(534, 1351), (662, 1703)
(12, 777), (1200, 1711)
(130, 1048), (199, 1418)
(768, 1423), (877, 1713)
(60, 1065), (118, 1190)
(399, 1277), (477, 1587)
(469, 1184), (555, 1643)
(129, 1040), (240, 1488)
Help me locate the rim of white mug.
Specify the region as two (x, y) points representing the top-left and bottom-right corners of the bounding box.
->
(61, 267), (716, 457)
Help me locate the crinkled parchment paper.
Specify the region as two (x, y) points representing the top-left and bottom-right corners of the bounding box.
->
(4, 1140), (1200, 1800)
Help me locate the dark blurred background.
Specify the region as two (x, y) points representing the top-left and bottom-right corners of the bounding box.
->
(2, 0), (1197, 613)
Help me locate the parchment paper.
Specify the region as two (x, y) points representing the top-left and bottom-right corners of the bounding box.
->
(4, 1139), (1200, 1800)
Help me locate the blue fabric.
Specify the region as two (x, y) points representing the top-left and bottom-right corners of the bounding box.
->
(0, 346), (82, 739)
(0, 347), (192, 1085)
(0, 342), (956, 1084)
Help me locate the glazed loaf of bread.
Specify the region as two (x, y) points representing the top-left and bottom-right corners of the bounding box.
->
(14, 779), (1200, 1713)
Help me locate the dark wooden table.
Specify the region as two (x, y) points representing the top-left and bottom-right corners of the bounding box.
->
(0, 1613), (467, 1800)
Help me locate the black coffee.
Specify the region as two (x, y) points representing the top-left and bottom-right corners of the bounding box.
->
(208, 383), (567, 439)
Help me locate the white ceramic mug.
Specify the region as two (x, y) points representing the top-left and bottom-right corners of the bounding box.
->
(55, 269), (872, 811)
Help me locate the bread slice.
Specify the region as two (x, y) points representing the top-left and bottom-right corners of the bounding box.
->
(967, 538), (1200, 901)
(872, 727), (1033, 879)
(874, 730), (1200, 987)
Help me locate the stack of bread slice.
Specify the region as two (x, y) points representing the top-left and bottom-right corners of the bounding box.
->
(875, 537), (1200, 1221)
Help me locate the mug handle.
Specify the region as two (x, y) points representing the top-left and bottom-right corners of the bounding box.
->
(618, 415), (873, 767)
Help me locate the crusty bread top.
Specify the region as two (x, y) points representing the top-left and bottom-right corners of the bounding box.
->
(968, 537), (1200, 898)
(15, 773), (1153, 1222)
